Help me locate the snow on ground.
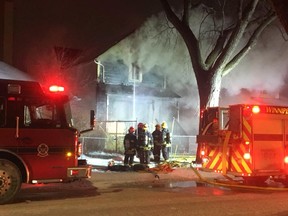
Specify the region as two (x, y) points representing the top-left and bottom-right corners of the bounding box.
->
(80, 151), (143, 172)
(80, 151), (126, 167)
(80, 151), (196, 174)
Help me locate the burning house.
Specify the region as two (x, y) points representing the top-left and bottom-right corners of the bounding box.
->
(95, 59), (180, 126)
(90, 59), (194, 154)
(77, 57), (197, 153)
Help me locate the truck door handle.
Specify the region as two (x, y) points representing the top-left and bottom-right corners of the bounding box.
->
(15, 116), (19, 138)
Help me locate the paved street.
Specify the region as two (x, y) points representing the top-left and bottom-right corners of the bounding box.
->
(1, 168), (288, 216)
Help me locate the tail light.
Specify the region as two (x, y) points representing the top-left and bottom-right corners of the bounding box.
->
(70, 169), (79, 176)
(284, 156), (288, 164)
(200, 146), (209, 163)
(243, 152), (251, 160)
(201, 150), (205, 156)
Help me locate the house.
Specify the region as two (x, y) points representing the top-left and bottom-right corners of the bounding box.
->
(94, 58), (181, 131)
(95, 60), (181, 127)
(84, 59), (197, 155)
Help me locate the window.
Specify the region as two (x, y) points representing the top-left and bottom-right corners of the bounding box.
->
(128, 63), (142, 83)
(24, 103), (61, 128)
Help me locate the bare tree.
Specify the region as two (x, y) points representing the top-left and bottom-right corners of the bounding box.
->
(160, 0), (277, 111)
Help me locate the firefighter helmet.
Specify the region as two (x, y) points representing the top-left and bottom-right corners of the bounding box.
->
(143, 123), (148, 130)
(161, 121), (167, 129)
(128, 126), (135, 133)
(155, 124), (161, 128)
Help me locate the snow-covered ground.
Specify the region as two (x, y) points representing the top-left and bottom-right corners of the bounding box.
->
(80, 151), (126, 167)
(80, 151), (196, 172)
(80, 151), (143, 172)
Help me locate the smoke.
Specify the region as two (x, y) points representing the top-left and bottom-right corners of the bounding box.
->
(98, 7), (288, 134)
(99, 13), (199, 133)
(222, 25), (288, 96)
(99, 13), (198, 102)
(220, 22), (288, 108)
(0, 61), (34, 81)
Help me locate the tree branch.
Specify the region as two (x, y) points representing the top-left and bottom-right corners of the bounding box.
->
(205, 28), (233, 67)
(222, 12), (277, 76)
(212, 0), (259, 72)
(160, 0), (207, 77)
(182, 0), (189, 24)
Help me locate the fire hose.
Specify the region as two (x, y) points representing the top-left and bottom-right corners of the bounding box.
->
(147, 160), (288, 191)
(189, 164), (288, 192)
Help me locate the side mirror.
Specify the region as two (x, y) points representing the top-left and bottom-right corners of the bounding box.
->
(90, 110), (95, 128)
(80, 110), (95, 135)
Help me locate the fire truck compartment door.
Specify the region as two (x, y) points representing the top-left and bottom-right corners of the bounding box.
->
(19, 129), (76, 180)
(253, 116), (285, 172)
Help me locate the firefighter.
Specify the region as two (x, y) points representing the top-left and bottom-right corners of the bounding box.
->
(161, 121), (171, 161)
(135, 122), (144, 161)
(152, 124), (162, 163)
(136, 123), (152, 165)
(123, 126), (137, 166)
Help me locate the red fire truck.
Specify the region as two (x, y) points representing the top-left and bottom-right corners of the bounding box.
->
(197, 104), (288, 184)
(0, 79), (94, 204)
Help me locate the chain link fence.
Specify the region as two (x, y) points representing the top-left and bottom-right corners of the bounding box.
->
(79, 119), (197, 157)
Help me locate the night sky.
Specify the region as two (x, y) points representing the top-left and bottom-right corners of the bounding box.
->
(12, 0), (163, 72)
(3, 0), (288, 134)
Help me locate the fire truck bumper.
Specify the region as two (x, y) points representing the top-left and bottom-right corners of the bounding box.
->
(67, 165), (92, 179)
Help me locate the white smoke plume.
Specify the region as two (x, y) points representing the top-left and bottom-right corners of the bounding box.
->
(99, 13), (199, 133)
(222, 25), (288, 96)
(99, 9), (288, 134)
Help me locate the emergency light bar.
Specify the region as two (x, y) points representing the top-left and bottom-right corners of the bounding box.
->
(244, 105), (288, 115)
(49, 85), (64, 93)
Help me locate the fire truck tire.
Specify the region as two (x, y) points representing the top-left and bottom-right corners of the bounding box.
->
(0, 159), (22, 205)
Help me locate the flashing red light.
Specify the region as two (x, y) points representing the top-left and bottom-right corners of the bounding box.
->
(252, 105), (260, 114)
(245, 141), (250, 145)
(49, 85), (64, 93)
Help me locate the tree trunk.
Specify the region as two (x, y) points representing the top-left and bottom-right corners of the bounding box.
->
(207, 71), (222, 107)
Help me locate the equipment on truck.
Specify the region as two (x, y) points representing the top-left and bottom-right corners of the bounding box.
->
(196, 104), (288, 185)
(0, 79), (94, 204)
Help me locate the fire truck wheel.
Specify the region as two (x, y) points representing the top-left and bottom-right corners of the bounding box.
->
(0, 159), (22, 205)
